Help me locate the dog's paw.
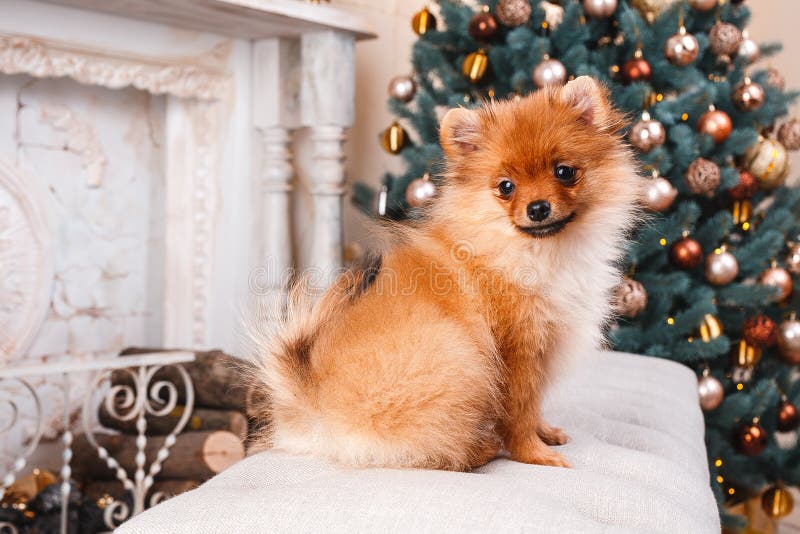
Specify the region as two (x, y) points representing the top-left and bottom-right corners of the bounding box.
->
(538, 424), (569, 446)
(510, 441), (572, 468)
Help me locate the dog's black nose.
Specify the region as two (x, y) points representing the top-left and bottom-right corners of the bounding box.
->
(527, 200), (551, 222)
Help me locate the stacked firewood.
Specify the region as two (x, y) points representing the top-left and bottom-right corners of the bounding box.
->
(74, 348), (255, 502)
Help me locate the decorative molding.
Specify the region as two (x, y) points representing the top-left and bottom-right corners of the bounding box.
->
(0, 34), (229, 101)
(0, 160), (54, 365)
(40, 104), (106, 187)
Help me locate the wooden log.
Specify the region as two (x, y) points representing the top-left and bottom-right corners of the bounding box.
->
(73, 430), (244, 481)
(83, 479), (200, 501)
(98, 404), (248, 441)
(113, 348), (249, 410)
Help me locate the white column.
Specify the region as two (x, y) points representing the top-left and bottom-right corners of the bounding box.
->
(301, 30), (355, 287)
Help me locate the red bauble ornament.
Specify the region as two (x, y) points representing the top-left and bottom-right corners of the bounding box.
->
(728, 171), (757, 200)
(669, 237), (703, 269)
(468, 10), (498, 41)
(777, 399), (800, 432)
(742, 315), (778, 347)
(735, 420), (768, 456)
(621, 56), (652, 84)
(697, 108), (733, 143)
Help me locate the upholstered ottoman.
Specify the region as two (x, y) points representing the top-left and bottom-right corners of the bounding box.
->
(117, 351), (720, 533)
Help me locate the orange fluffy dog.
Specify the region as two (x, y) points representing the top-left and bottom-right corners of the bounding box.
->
(250, 76), (642, 470)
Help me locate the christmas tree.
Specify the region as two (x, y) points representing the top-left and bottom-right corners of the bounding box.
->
(353, 0), (800, 527)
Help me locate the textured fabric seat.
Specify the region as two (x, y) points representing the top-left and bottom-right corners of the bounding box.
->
(118, 351), (720, 534)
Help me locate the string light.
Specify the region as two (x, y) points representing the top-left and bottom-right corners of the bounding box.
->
(667, 317), (675, 325)
(659, 238), (668, 246)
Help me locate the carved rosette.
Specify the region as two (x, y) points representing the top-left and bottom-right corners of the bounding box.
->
(0, 160), (54, 364)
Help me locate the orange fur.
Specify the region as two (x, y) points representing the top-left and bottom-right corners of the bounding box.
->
(248, 77), (644, 471)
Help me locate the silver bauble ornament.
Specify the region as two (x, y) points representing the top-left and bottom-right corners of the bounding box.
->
(744, 137), (789, 189)
(664, 27), (699, 67)
(644, 175), (677, 211)
(685, 157), (721, 195)
(688, 0), (717, 11)
(705, 248), (739, 286)
(532, 57), (567, 88)
(698, 370), (724, 411)
(583, 0), (618, 18)
(629, 112), (666, 152)
(786, 243), (800, 275)
(405, 174), (437, 208)
(778, 317), (800, 364)
(709, 22), (743, 56)
(387, 75), (416, 103)
(737, 32), (760, 64)
(496, 0), (532, 27)
(732, 79), (766, 112)
(777, 119), (800, 150)
(613, 278), (648, 318)
(759, 265), (793, 302)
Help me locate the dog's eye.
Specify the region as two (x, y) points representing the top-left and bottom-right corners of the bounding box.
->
(554, 165), (578, 185)
(498, 179), (515, 198)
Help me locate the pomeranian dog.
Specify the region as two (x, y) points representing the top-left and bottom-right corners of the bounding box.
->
(249, 76), (642, 471)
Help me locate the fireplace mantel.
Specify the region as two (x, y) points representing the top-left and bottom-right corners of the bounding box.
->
(0, 0), (375, 363)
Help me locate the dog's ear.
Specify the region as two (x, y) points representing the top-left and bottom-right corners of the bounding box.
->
(440, 107), (481, 159)
(560, 76), (618, 131)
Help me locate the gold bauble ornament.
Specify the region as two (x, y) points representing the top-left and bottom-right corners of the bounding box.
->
(405, 173), (437, 208)
(732, 78), (765, 112)
(411, 6), (437, 35)
(697, 369), (724, 411)
(733, 339), (762, 368)
(709, 22), (743, 56)
(730, 200), (752, 229)
(644, 175), (677, 211)
(532, 56), (567, 88)
(777, 316), (800, 364)
(462, 49), (489, 84)
(496, 0), (532, 27)
(630, 0), (675, 22)
(613, 278), (648, 318)
(705, 248), (739, 286)
(381, 121), (409, 154)
(685, 157), (721, 196)
(698, 313), (724, 342)
(786, 243), (800, 275)
(759, 265), (793, 303)
(777, 118), (800, 150)
(629, 111), (665, 152)
(762, 486), (794, 519)
(664, 26), (699, 66)
(743, 138), (788, 189)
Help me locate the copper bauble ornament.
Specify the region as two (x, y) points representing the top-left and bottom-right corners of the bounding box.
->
(762, 486), (795, 519)
(777, 119), (800, 150)
(705, 248), (739, 286)
(664, 26), (699, 66)
(669, 236), (703, 269)
(709, 22), (743, 56)
(496, 0), (531, 27)
(742, 315), (777, 347)
(737, 31), (760, 64)
(613, 278), (648, 318)
(388, 75), (416, 102)
(698, 314), (724, 342)
(735, 420), (768, 456)
(381, 121), (408, 154)
(688, 0), (717, 11)
(621, 53), (652, 84)
(697, 108), (733, 143)
(468, 9), (498, 41)
(778, 317), (800, 364)
(786, 244), (800, 275)
(732, 79), (765, 111)
(462, 49), (489, 83)
(698, 370), (724, 411)
(759, 265), (793, 302)
(767, 67), (786, 90)
(644, 175), (677, 211)
(629, 112), (665, 152)
(532, 57), (566, 88)
(744, 137), (788, 189)
(731, 200), (753, 229)
(727, 171), (757, 200)
(411, 6), (437, 35)
(583, 0), (618, 19)
(777, 399), (800, 432)
(405, 173), (436, 208)
(685, 157), (720, 195)
(630, 0), (675, 22)
(733, 339), (762, 368)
